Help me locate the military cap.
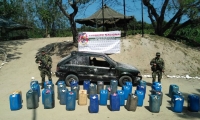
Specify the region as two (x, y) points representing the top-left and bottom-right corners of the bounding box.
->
(156, 52), (160, 56)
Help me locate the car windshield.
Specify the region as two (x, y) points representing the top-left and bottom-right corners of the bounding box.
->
(106, 55), (117, 66)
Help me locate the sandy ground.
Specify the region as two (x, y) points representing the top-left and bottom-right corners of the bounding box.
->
(0, 36), (199, 120)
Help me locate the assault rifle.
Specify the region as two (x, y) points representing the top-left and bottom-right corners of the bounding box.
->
(151, 63), (163, 71)
(162, 71), (168, 78)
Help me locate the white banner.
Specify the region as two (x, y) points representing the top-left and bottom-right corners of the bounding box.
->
(78, 31), (121, 54)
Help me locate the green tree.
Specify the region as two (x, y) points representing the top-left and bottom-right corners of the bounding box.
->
(35, 0), (68, 37)
(0, 0), (19, 18)
(56, 0), (91, 43)
(142, 0), (200, 38)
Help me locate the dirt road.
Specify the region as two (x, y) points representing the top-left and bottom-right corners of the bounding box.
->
(0, 38), (199, 120)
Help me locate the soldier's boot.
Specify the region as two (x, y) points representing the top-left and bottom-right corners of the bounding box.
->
(41, 78), (45, 89)
(158, 79), (161, 83)
(152, 79), (155, 85)
(41, 83), (44, 89)
(152, 72), (156, 84)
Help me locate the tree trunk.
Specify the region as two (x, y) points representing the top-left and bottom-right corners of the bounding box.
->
(56, 0), (78, 43)
(155, 22), (164, 36)
(69, 18), (78, 43)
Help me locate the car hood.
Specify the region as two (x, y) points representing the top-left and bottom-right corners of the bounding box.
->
(116, 62), (140, 72)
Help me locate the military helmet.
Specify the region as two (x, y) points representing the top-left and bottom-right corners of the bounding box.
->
(156, 52), (160, 56)
(41, 49), (46, 52)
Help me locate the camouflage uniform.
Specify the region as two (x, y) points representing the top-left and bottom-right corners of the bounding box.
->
(35, 51), (52, 88)
(150, 52), (165, 83)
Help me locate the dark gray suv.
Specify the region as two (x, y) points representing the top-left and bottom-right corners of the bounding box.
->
(55, 51), (142, 86)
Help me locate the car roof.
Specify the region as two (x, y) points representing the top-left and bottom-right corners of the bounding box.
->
(71, 51), (110, 56)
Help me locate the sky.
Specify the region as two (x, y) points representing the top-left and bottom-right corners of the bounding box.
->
(72, 0), (189, 28)
(74, 0), (151, 28)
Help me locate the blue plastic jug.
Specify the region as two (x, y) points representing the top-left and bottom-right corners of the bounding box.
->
(44, 81), (54, 90)
(57, 81), (65, 85)
(122, 85), (131, 100)
(57, 81), (65, 95)
(105, 85), (111, 100)
(169, 84), (179, 98)
(110, 80), (118, 94)
(89, 83), (97, 97)
(152, 82), (161, 87)
(100, 89), (108, 105)
(71, 85), (79, 100)
(117, 90), (125, 106)
(9, 93), (22, 110)
(152, 91), (163, 106)
(89, 94), (99, 113)
(137, 85), (146, 99)
(44, 81), (54, 102)
(97, 81), (104, 94)
(83, 80), (90, 94)
(57, 84), (66, 99)
(26, 89), (39, 109)
(70, 80), (79, 89)
(152, 85), (162, 92)
(30, 80), (39, 87)
(171, 95), (184, 113)
(135, 90), (144, 106)
(188, 94), (200, 112)
(125, 82), (133, 93)
(110, 93), (120, 111)
(149, 94), (160, 113)
(171, 91), (182, 103)
(43, 89), (54, 109)
(60, 88), (68, 105)
(66, 91), (76, 111)
(45, 83), (55, 106)
(31, 83), (41, 97)
(138, 80), (146, 86)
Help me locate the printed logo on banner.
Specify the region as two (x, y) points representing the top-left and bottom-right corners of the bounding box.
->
(78, 33), (88, 46)
(78, 31), (121, 53)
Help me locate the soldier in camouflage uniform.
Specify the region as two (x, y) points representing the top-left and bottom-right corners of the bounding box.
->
(150, 52), (165, 83)
(35, 50), (52, 89)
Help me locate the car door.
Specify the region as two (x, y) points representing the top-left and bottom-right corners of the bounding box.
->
(95, 66), (117, 81)
(91, 56), (117, 81)
(75, 55), (96, 80)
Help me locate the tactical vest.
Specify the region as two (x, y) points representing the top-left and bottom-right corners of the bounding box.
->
(151, 57), (164, 71)
(37, 55), (51, 69)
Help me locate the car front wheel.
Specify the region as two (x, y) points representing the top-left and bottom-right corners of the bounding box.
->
(119, 75), (132, 87)
(65, 74), (79, 86)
